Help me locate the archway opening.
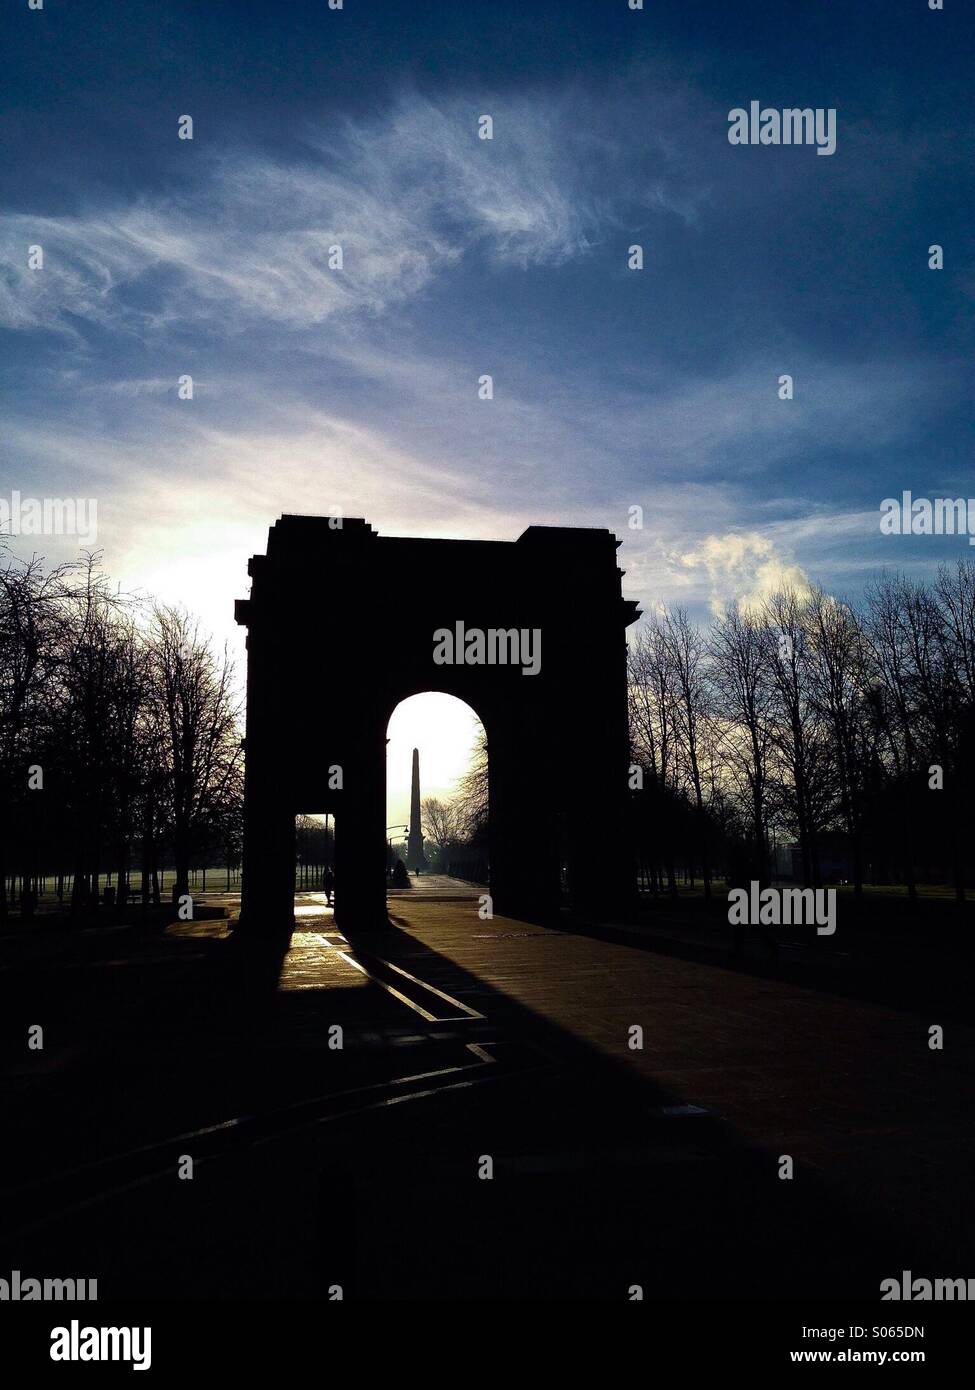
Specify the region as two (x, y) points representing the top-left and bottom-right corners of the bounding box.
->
(385, 693), (488, 889)
(293, 812), (335, 916)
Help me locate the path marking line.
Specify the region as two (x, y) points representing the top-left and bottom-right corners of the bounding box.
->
(324, 938), (485, 1023)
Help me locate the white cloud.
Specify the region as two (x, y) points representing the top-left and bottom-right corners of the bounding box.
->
(677, 531), (813, 616)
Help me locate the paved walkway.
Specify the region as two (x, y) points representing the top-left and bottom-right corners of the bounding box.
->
(381, 898), (975, 1275)
(386, 873), (484, 899)
(6, 891), (972, 1298)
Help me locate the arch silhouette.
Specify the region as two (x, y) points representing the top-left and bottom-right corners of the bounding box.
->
(235, 516), (640, 930)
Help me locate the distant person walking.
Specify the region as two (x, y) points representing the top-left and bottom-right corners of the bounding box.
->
(323, 866), (335, 906)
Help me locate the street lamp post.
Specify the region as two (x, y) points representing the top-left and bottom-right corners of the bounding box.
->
(386, 823), (408, 851)
(386, 825), (408, 882)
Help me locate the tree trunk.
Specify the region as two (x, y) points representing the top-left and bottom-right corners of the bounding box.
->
(173, 825), (190, 900)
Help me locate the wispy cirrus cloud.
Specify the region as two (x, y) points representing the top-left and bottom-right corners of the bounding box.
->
(0, 87), (669, 340)
(0, 190), (451, 338)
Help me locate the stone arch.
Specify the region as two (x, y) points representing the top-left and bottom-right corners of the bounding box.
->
(235, 516), (639, 930)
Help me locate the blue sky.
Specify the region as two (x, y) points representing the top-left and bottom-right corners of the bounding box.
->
(2, 0), (973, 656)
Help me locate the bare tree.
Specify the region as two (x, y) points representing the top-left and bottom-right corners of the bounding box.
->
(421, 797), (463, 854)
(806, 589), (876, 896)
(935, 559), (975, 705)
(762, 588), (834, 887)
(864, 573), (923, 897)
(150, 607), (242, 903)
(454, 737), (489, 841)
(708, 602), (777, 883)
(628, 618), (682, 894)
(0, 547), (75, 915)
(661, 607), (713, 898)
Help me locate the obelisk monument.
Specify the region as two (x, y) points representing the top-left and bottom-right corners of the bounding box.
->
(405, 747), (428, 871)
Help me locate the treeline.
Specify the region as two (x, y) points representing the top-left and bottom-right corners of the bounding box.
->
(628, 560), (975, 901)
(0, 547), (243, 919)
(7, 543), (973, 917)
(296, 814), (333, 888)
(421, 740), (489, 878)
